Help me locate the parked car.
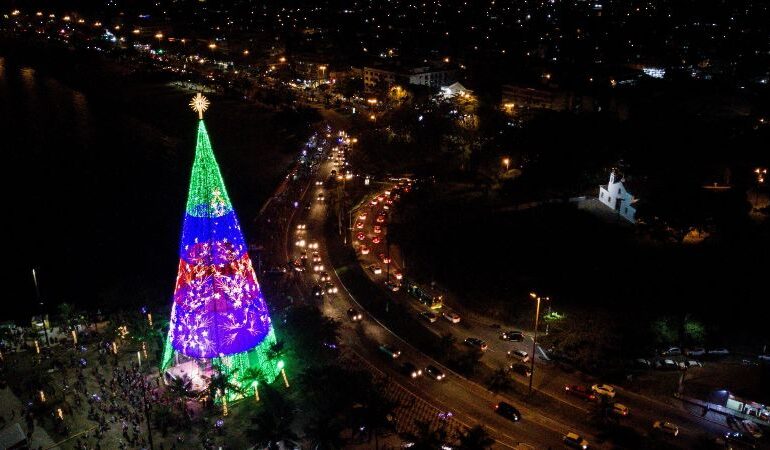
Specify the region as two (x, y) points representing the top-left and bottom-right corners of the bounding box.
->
(425, 365), (445, 381)
(419, 311), (438, 323)
(507, 349), (530, 363)
(464, 337), (488, 351)
(494, 401), (521, 422)
(741, 420), (763, 439)
(758, 354), (770, 362)
(654, 359), (679, 371)
(563, 432), (589, 449)
(723, 431), (757, 449)
(591, 384), (616, 398)
(633, 358), (652, 369)
(685, 347), (706, 356)
(660, 347), (682, 356)
(652, 420), (679, 436)
(442, 311), (461, 323)
(500, 330), (524, 342)
(510, 363), (532, 377)
(347, 308), (362, 321)
(611, 403), (630, 417)
(378, 344), (401, 359)
(401, 362), (422, 378)
(678, 360), (702, 369)
(564, 385), (597, 401)
(709, 348), (730, 355)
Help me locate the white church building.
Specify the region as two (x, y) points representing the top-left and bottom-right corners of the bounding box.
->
(598, 171), (637, 222)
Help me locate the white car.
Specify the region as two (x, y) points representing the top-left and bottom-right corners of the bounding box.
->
(507, 349), (530, 363)
(685, 347), (706, 356)
(653, 421), (679, 436)
(442, 311), (461, 323)
(591, 384), (616, 398)
(660, 347), (682, 356)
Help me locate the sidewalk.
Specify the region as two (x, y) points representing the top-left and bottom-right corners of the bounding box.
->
(0, 386), (58, 449)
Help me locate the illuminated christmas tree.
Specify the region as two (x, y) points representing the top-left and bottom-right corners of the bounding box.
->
(161, 94), (279, 400)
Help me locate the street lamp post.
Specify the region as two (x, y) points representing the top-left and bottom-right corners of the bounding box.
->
(32, 268), (50, 346)
(528, 292), (549, 395)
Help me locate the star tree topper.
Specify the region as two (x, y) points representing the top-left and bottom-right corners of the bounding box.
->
(190, 93), (210, 119)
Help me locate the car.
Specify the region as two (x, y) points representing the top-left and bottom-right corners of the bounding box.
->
(376, 214), (386, 223)
(652, 420), (680, 436)
(741, 420), (763, 439)
(500, 330), (524, 342)
(685, 347), (706, 356)
(377, 195), (385, 203)
(296, 223), (307, 230)
(494, 401), (521, 422)
(723, 431), (757, 449)
(319, 271), (331, 282)
(358, 212), (368, 220)
(295, 239), (306, 247)
(313, 263), (324, 272)
(563, 432), (589, 449)
(378, 253), (391, 264)
(369, 198), (378, 206)
(312, 252), (321, 263)
(355, 221), (365, 229)
(759, 354), (770, 362)
(307, 241), (319, 250)
(356, 232), (366, 241)
(634, 358), (652, 369)
(369, 265), (382, 275)
(393, 270), (403, 280)
(655, 359), (679, 371)
(510, 363), (532, 377)
(373, 225), (382, 234)
(360, 245), (370, 255)
(420, 311), (439, 323)
(564, 385), (597, 401)
(709, 348), (730, 355)
(371, 236), (382, 244)
(507, 349), (530, 363)
(317, 193), (325, 201)
(324, 283), (338, 294)
(464, 337), (488, 351)
(383, 280), (399, 291)
(661, 347), (682, 356)
(425, 365), (445, 381)
(292, 259), (306, 272)
(315, 180), (323, 186)
(401, 362), (422, 378)
(311, 285), (324, 298)
(347, 308), (363, 321)
(379, 344), (401, 359)
(591, 384), (616, 398)
(679, 360), (702, 369)
(611, 403), (630, 417)
(442, 311), (461, 324)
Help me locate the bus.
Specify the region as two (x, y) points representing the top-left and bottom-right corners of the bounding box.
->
(404, 280), (443, 310)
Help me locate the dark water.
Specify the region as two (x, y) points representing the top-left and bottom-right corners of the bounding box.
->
(2, 54), (301, 321)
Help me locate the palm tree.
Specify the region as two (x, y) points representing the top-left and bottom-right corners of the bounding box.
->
(456, 425), (494, 450)
(364, 384), (399, 449)
(240, 367), (268, 403)
(486, 367), (512, 393)
(165, 374), (198, 418)
(205, 368), (244, 414)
